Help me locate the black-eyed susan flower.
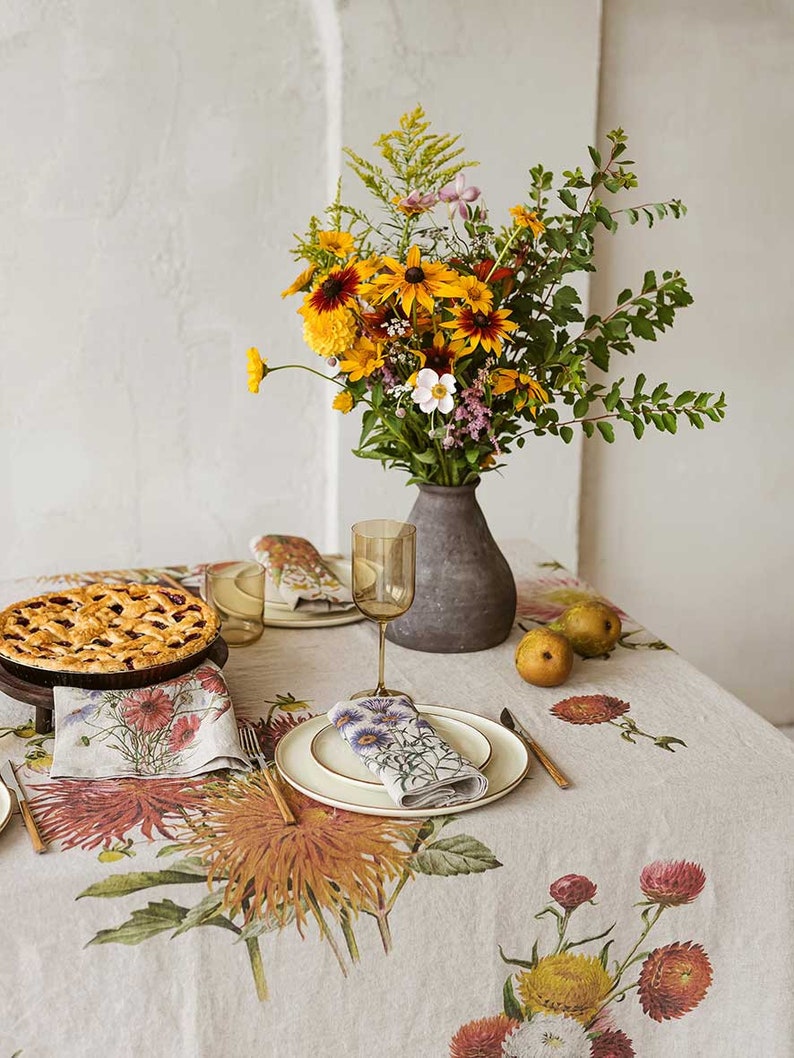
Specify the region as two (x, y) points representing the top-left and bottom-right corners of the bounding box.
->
(491, 368), (549, 414)
(457, 274), (494, 313)
(247, 347), (268, 393)
(306, 262), (363, 314)
(317, 230), (355, 257)
(443, 305), (518, 354)
(509, 204), (546, 238)
(281, 263), (317, 298)
(332, 391), (354, 414)
(414, 331), (458, 378)
(339, 336), (385, 382)
(364, 245), (465, 314)
(412, 367), (456, 415)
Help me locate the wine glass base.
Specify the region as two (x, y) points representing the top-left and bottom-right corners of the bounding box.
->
(349, 688), (414, 702)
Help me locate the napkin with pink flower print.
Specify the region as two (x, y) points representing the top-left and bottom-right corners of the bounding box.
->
(328, 695), (488, 809)
(50, 661), (249, 779)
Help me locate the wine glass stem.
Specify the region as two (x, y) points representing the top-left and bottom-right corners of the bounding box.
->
(376, 620), (387, 695)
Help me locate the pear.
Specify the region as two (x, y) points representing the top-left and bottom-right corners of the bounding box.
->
(550, 601), (622, 657)
(514, 628), (574, 687)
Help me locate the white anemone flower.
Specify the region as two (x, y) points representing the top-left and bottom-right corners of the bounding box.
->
(501, 1015), (591, 1058)
(411, 368), (456, 414)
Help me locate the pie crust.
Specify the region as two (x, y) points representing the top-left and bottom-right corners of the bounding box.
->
(0, 583), (220, 674)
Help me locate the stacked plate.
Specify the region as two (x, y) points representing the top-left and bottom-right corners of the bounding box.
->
(264, 558), (365, 629)
(276, 705), (530, 818)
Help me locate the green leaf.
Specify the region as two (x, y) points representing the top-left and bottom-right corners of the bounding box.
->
(632, 417), (645, 439)
(630, 315), (656, 341)
(78, 870), (207, 899)
(662, 411), (678, 433)
(588, 145), (602, 168)
(597, 422), (615, 443)
(410, 835), (502, 876)
(172, 891), (227, 936)
(413, 449), (437, 465)
(503, 976), (523, 1021)
(617, 287), (632, 305)
(626, 208), (639, 225)
(642, 270), (658, 293)
(558, 188), (577, 210)
(595, 204), (614, 231)
(560, 425), (574, 444)
(499, 945), (537, 970)
(674, 390), (696, 408)
(87, 900), (188, 947)
(582, 420), (595, 438)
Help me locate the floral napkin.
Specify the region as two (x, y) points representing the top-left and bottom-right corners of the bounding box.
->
(328, 696), (488, 809)
(250, 534), (354, 612)
(50, 661), (249, 779)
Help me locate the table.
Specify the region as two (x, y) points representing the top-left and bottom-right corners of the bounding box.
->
(0, 543), (792, 1057)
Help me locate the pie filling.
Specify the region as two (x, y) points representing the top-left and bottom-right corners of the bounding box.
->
(0, 583), (220, 674)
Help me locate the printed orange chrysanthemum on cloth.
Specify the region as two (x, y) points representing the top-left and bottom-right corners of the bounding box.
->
(516, 952), (612, 1024)
(590, 1029), (636, 1058)
(551, 694), (630, 725)
(638, 942), (712, 1021)
(180, 771), (419, 928)
(449, 1015), (520, 1058)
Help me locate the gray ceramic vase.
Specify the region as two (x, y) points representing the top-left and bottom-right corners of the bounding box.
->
(386, 481), (516, 653)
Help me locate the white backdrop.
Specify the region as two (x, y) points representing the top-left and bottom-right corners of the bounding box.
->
(0, 1), (791, 722)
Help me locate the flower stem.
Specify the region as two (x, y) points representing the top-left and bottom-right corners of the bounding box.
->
(244, 937), (269, 1001)
(375, 887), (393, 954)
(339, 909), (360, 963)
(305, 885), (348, 977)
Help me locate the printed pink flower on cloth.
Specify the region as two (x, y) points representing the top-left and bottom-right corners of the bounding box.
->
(516, 576), (629, 624)
(168, 715), (201, 753)
(550, 874), (597, 911)
(640, 860), (706, 906)
(638, 941), (713, 1021)
(121, 687), (174, 732)
(449, 1015), (520, 1058)
(589, 1029), (636, 1058)
(551, 695), (630, 726)
(196, 666), (228, 696)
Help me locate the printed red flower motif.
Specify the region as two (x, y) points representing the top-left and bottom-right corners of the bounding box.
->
(29, 775), (211, 849)
(450, 1015), (520, 1058)
(590, 1029), (636, 1058)
(169, 715), (201, 753)
(121, 687), (174, 732)
(257, 713), (306, 760)
(550, 874), (598, 911)
(551, 695), (630, 726)
(640, 860), (706, 906)
(638, 942), (713, 1021)
(196, 666), (228, 696)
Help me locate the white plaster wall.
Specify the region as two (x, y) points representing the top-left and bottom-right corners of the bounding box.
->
(580, 0), (794, 723)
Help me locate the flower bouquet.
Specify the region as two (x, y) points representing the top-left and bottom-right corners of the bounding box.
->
(248, 106), (725, 651)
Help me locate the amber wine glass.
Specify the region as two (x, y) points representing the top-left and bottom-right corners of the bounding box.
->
(351, 520), (416, 698)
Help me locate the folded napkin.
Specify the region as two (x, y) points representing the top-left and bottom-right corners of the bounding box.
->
(50, 660), (249, 779)
(328, 696), (488, 809)
(250, 534), (354, 612)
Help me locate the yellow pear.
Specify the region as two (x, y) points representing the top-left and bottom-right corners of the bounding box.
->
(549, 601), (622, 657)
(514, 628), (574, 687)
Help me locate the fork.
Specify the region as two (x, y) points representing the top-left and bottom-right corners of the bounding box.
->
(239, 725), (297, 825)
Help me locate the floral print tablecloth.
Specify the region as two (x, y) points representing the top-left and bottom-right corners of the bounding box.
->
(0, 542), (792, 1058)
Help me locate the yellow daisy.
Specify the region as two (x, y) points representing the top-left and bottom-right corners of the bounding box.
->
(363, 245), (465, 314)
(491, 368), (549, 415)
(299, 304), (358, 359)
(318, 230), (355, 258)
(517, 953), (612, 1025)
(246, 347), (267, 393)
(510, 205), (546, 238)
(281, 263), (317, 298)
(332, 391), (354, 414)
(339, 337), (384, 382)
(457, 275), (494, 313)
(442, 305), (518, 354)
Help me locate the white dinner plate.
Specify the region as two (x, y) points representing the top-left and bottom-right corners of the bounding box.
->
(276, 705), (530, 818)
(0, 781), (12, 838)
(264, 558), (365, 629)
(310, 712), (493, 789)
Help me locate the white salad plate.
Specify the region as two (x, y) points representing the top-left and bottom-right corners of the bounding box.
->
(276, 705), (530, 818)
(264, 558), (365, 629)
(0, 780), (12, 838)
(310, 712), (493, 789)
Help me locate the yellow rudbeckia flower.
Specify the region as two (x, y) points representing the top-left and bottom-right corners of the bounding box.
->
(509, 205), (545, 238)
(281, 263), (317, 298)
(491, 368), (549, 415)
(362, 245), (465, 314)
(339, 337), (385, 382)
(247, 347), (267, 393)
(457, 275), (494, 313)
(318, 230), (355, 258)
(332, 391), (354, 414)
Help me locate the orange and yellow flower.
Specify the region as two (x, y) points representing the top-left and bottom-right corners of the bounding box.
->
(299, 305), (358, 359)
(516, 952), (613, 1024)
(281, 263), (317, 298)
(443, 305), (518, 354)
(364, 245), (465, 314)
(491, 369), (549, 415)
(317, 230), (355, 258)
(339, 336), (385, 381)
(332, 391), (354, 414)
(306, 263), (363, 315)
(510, 205), (546, 238)
(179, 770), (418, 928)
(414, 331), (458, 378)
(457, 275), (494, 313)
(247, 347), (267, 393)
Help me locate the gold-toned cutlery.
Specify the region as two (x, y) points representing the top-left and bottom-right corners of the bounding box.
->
(0, 761), (47, 852)
(500, 708), (571, 789)
(239, 725), (297, 825)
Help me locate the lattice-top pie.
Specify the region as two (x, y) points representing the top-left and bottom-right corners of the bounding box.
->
(0, 583), (220, 674)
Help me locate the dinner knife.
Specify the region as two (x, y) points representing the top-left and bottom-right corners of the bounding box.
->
(500, 709), (571, 789)
(0, 762), (47, 853)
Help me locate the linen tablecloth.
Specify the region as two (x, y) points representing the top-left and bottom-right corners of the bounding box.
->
(0, 544), (791, 1058)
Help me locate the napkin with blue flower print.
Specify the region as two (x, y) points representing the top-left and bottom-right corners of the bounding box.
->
(327, 696), (488, 809)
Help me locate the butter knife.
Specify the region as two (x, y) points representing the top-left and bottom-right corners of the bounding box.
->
(1, 762), (47, 853)
(500, 709), (571, 789)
